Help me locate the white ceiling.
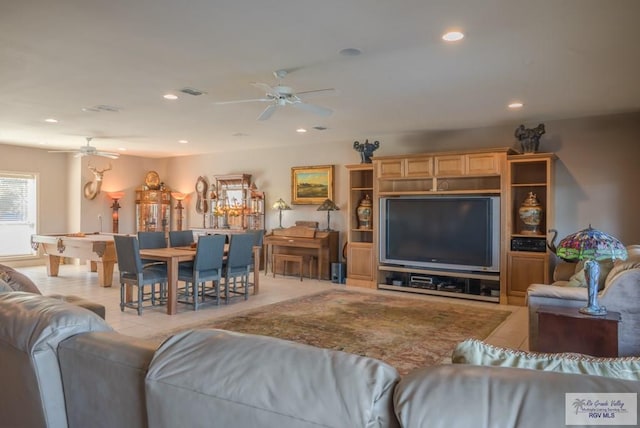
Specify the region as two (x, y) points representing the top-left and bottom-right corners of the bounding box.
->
(2, 0), (639, 158)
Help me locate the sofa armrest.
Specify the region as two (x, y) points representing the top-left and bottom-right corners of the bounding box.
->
(394, 364), (640, 428)
(553, 262), (577, 281)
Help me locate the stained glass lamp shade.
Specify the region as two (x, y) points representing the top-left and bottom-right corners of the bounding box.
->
(556, 226), (627, 315)
(317, 198), (339, 231)
(272, 198), (291, 229)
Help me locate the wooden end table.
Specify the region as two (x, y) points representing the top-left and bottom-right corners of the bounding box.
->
(536, 305), (621, 357)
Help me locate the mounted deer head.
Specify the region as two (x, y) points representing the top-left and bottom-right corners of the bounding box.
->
(83, 162), (112, 200)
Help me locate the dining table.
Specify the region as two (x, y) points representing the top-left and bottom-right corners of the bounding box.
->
(138, 245), (261, 315)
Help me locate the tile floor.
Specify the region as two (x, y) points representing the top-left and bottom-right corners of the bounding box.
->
(15, 263), (530, 350)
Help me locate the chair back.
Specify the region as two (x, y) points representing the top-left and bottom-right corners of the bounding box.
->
(138, 231), (167, 249)
(114, 235), (143, 275)
(226, 233), (255, 270)
(169, 230), (194, 248)
(194, 234), (226, 271)
(251, 229), (265, 247)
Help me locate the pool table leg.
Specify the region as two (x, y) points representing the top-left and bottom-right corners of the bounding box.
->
(96, 261), (115, 287)
(46, 255), (60, 277)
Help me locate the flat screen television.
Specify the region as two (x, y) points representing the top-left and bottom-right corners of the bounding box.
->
(379, 195), (501, 273)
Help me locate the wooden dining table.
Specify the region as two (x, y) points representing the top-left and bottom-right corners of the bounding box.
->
(138, 245), (261, 315)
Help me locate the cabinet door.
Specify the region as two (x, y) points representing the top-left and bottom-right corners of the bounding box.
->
(467, 153), (500, 175)
(434, 155), (465, 176)
(405, 156), (433, 177)
(347, 242), (374, 280)
(377, 159), (404, 178)
(507, 252), (549, 297)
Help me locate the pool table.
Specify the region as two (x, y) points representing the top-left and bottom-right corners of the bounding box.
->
(31, 233), (116, 287)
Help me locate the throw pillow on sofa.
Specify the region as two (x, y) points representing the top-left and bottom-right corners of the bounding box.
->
(565, 260), (614, 290)
(0, 265), (42, 294)
(452, 338), (640, 381)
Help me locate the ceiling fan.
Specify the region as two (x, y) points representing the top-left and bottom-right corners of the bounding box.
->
(216, 70), (336, 121)
(48, 137), (120, 159)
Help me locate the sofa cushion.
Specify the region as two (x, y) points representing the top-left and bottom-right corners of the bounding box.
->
(0, 264), (41, 294)
(452, 339), (640, 381)
(565, 260), (613, 290)
(146, 329), (401, 428)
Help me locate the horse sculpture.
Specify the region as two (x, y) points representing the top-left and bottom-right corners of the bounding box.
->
(83, 163), (112, 200)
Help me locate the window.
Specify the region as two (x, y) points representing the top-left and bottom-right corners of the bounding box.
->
(0, 171), (37, 258)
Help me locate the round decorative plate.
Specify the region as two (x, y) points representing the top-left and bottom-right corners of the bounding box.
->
(145, 171), (160, 190)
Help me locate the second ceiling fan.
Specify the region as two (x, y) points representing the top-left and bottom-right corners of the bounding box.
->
(216, 70), (335, 121)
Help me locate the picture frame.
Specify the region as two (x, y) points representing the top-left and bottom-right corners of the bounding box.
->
(291, 165), (334, 205)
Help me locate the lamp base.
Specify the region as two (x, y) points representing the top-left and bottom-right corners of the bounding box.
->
(579, 305), (608, 316)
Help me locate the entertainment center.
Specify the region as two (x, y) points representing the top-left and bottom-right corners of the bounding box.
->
(345, 148), (555, 305)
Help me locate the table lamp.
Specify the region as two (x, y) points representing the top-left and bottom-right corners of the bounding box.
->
(107, 191), (125, 234)
(171, 192), (187, 231)
(317, 198), (339, 231)
(272, 198), (291, 229)
(556, 225), (627, 315)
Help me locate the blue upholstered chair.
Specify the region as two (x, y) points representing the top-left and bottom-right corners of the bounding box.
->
(169, 230), (195, 248)
(113, 235), (168, 315)
(224, 233), (255, 303)
(177, 234), (225, 310)
(138, 231), (167, 267)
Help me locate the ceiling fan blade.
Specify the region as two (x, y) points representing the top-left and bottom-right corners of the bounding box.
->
(257, 104), (278, 121)
(292, 102), (333, 117)
(215, 98), (271, 105)
(296, 88), (337, 99)
(95, 152), (120, 159)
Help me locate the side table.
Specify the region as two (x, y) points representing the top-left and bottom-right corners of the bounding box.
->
(536, 305), (621, 357)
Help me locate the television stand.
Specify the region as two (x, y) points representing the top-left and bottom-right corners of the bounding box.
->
(378, 265), (500, 303)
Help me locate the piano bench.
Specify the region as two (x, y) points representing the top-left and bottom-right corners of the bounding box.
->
(272, 254), (305, 281)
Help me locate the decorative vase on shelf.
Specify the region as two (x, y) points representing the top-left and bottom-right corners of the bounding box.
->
(518, 192), (543, 235)
(356, 194), (373, 229)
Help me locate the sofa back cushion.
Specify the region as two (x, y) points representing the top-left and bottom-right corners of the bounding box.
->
(0, 292), (112, 428)
(146, 329), (401, 428)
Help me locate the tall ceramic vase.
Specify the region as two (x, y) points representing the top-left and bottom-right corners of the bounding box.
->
(356, 195), (373, 229)
(518, 192), (543, 235)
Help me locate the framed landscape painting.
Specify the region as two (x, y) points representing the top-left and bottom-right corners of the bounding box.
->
(291, 165), (334, 205)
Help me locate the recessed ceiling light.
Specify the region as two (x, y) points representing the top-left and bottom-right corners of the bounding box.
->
(296, 128), (307, 133)
(44, 118), (58, 123)
(163, 94), (178, 100)
(340, 48), (362, 56)
(508, 102), (524, 109)
(442, 31), (464, 42)
(118, 147), (127, 151)
(178, 140), (188, 144)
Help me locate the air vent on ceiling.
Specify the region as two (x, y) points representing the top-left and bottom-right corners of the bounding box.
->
(180, 87), (206, 96)
(82, 105), (120, 113)
(312, 126), (328, 131)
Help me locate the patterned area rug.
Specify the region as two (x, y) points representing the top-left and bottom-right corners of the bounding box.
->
(147, 289), (511, 375)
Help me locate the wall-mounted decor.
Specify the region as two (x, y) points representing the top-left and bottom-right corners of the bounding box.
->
(291, 165), (334, 205)
(83, 163), (112, 200)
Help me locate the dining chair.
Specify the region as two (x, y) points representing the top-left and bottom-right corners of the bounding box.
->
(138, 231), (167, 266)
(223, 233), (256, 303)
(169, 230), (195, 248)
(113, 235), (168, 315)
(177, 234), (225, 310)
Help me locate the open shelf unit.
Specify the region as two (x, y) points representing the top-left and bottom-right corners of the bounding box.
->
(505, 153), (556, 305)
(345, 164), (376, 288)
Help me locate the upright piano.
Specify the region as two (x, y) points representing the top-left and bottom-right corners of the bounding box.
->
(264, 226), (339, 280)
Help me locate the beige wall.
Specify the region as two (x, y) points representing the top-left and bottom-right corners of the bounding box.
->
(1, 111), (639, 265)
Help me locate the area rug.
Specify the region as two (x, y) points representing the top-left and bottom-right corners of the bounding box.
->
(147, 289), (512, 375)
